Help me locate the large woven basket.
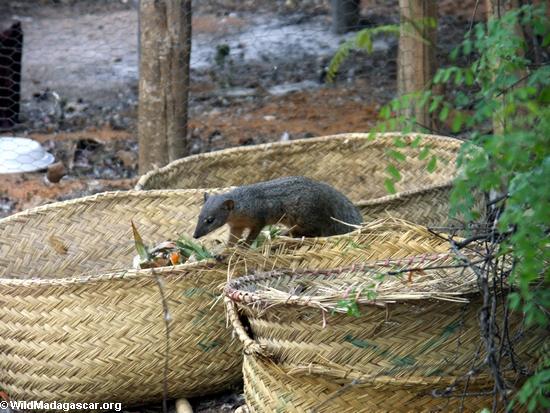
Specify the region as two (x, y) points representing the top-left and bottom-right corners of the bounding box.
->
(136, 133), (470, 227)
(0, 190), (445, 406)
(0, 189), (244, 406)
(226, 257), (547, 412)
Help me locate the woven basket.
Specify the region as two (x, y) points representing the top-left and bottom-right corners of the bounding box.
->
(0, 189), (244, 405)
(0, 190), (445, 406)
(226, 258), (546, 412)
(242, 355), (495, 413)
(136, 133), (471, 227)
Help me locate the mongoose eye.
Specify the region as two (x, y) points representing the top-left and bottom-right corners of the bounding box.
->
(205, 216), (214, 224)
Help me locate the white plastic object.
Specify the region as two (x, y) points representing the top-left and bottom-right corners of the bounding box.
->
(0, 137), (55, 173)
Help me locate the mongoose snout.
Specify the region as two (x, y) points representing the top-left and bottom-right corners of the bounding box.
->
(193, 176), (363, 246)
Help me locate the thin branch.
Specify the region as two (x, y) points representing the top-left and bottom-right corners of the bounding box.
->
(153, 269), (171, 413)
(468, 0), (481, 35)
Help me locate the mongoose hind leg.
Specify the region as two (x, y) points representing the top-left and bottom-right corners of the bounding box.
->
(244, 225), (264, 246)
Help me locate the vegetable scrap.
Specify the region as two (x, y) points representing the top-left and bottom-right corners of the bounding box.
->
(131, 221), (214, 269)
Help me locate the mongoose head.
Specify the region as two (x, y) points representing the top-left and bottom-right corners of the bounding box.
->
(193, 192), (234, 239)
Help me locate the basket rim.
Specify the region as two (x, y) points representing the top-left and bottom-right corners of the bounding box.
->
(356, 181), (452, 205)
(0, 255), (221, 287)
(224, 252), (480, 308)
(0, 221), (403, 286)
(135, 132), (462, 189)
(0, 188), (209, 224)
(247, 356), (496, 389)
(0, 181), (454, 226)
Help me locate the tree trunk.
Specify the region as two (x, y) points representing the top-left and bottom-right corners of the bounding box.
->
(397, 0), (436, 130)
(138, 0), (192, 174)
(330, 0), (361, 34)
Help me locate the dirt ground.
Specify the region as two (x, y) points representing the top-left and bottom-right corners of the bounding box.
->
(0, 0), (474, 217)
(0, 0), (480, 411)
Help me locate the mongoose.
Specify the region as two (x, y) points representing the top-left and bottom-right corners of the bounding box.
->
(193, 176), (363, 246)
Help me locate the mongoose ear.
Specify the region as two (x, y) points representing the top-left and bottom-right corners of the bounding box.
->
(223, 199), (234, 211)
(204, 192), (209, 202)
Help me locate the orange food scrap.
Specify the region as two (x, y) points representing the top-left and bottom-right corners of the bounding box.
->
(170, 251), (181, 265)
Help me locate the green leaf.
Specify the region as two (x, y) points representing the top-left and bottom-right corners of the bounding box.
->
(393, 136), (408, 147)
(384, 178), (396, 194)
(451, 112), (464, 132)
(454, 69), (464, 85)
(427, 155), (437, 173)
(380, 105), (391, 119)
(464, 69), (474, 86)
(539, 87), (550, 104)
(355, 30), (373, 52)
(450, 46), (459, 61)
(528, 396), (538, 412)
(428, 98), (440, 113)
(386, 164), (402, 181)
(387, 149), (406, 162)
(176, 236), (214, 260)
(418, 146), (431, 160)
(442, 68), (453, 82)
(410, 135), (422, 148)
(463, 39), (472, 55)
(131, 220), (150, 261)
(439, 105), (450, 121)
(508, 292), (521, 309)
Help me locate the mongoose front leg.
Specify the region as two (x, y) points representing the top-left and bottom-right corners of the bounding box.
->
(244, 225), (263, 246)
(227, 226), (245, 247)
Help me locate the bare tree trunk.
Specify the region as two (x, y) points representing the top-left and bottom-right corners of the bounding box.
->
(331, 0), (361, 34)
(397, 0), (436, 130)
(138, 0), (192, 174)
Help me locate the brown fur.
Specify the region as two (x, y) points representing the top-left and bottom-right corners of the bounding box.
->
(193, 176), (363, 246)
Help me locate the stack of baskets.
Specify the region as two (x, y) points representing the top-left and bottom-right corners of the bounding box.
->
(225, 251), (546, 412)
(2, 132), (532, 411)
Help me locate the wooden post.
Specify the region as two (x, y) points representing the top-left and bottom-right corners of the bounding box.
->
(331, 0), (361, 34)
(397, 0), (436, 130)
(138, 0), (192, 174)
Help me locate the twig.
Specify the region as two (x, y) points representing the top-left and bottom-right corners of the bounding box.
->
(385, 258), (487, 276)
(413, 121), (459, 138)
(487, 193), (508, 207)
(152, 268), (171, 413)
(459, 342), (485, 412)
(468, 0), (481, 35)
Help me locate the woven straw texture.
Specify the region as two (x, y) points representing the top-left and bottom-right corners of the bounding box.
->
(243, 354), (496, 413)
(0, 189), (244, 405)
(136, 133), (469, 227)
(0, 188), (450, 406)
(227, 253), (547, 412)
